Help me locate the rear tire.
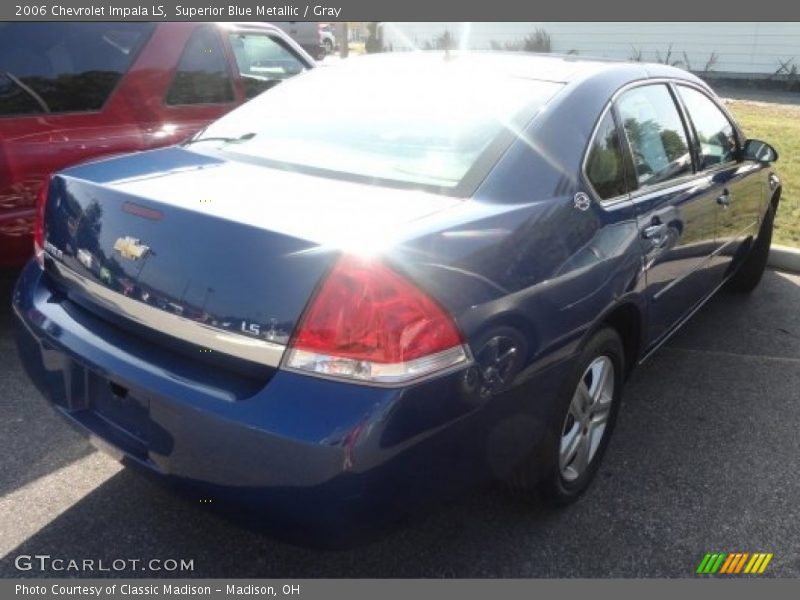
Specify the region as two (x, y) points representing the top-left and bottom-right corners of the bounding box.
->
(509, 327), (624, 507)
(726, 203), (774, 293)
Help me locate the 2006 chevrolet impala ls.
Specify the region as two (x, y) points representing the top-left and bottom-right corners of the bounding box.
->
(13, 53), (780, 544)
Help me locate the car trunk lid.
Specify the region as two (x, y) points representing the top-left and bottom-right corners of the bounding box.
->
(41, 147), (461, 367)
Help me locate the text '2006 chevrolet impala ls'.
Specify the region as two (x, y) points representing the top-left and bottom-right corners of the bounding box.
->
(13, 53), (780, 545)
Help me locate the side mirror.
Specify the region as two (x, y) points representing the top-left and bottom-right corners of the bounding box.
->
(742, 139), (779, 163)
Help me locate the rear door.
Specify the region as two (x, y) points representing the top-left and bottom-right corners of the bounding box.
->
(674, 84), (765, 281)
(615, 83), (719, 346)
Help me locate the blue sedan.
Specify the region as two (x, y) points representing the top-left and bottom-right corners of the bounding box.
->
(13, 53), (780, 544)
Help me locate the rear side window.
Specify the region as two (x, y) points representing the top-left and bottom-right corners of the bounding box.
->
(227, 33), (307, 99)
(166, 26), (234, 106)
(0, 23), (154, 116)
(677, 86), (738, 170)
(616, 84), (692, 188)
(585, 110), (628, 201)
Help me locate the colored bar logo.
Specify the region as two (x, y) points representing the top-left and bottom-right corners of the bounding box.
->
(696, 552), (773, 574)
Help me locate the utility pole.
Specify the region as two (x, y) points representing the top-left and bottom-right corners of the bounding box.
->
(339, 22), (349, 58)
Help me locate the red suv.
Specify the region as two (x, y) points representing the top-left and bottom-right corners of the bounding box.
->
(0, 22), (313, 268)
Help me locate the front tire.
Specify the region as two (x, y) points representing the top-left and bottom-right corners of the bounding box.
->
(726, 203), (775, 293)
(510, 327), (624, 507)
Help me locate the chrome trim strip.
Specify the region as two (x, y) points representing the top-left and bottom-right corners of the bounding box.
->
(50, 261), (286, 367)
(630, 175), (710, 205)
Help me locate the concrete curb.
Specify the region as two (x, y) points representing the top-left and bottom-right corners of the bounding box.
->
(768, 244), (800, 274)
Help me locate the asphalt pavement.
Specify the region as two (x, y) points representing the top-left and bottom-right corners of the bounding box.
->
(1, 267), (799, 578)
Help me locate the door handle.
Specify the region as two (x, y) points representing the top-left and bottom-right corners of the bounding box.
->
(717, 191), (732, 207)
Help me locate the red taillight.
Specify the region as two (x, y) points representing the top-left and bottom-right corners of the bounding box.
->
(33, 177), (50, 267)
(284, 255), (468, 384)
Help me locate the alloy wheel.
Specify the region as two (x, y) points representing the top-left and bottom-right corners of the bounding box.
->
(559, 356), (614, 482)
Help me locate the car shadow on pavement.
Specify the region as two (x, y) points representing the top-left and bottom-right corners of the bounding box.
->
(1, 271), (799, 577)
(0, 269), (98, 499)
(1, 269), (19, 329)
(664, 269), (800, 359)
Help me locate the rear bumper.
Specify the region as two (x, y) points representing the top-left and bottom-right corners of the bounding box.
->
(13, 261), (568, 542)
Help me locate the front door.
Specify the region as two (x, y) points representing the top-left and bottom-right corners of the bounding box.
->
(614, 83), (720, 347)
(674, 84), (766, 282)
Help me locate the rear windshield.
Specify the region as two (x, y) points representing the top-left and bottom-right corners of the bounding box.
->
(0, 23), (155, 116)
(191, 56), (563, 191)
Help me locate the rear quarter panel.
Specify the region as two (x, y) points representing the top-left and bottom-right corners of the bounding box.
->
(386, 67), (653, 402)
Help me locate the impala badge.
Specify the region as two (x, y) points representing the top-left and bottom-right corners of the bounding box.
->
(114, 236), (150, 260)
(574, 192), (592, 211)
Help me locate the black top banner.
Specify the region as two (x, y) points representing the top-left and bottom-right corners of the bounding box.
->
(3, 0), (800, 21)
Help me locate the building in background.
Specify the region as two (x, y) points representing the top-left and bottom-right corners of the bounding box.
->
(381, 22), (800, 79)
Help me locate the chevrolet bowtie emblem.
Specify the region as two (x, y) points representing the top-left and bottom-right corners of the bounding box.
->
(113, 236), (150, 260)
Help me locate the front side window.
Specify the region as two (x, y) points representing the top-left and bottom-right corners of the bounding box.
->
(0, 22), (154, 116)
(616, 84), (692, 188)
(227, 33), (307, 99)
(166, 26), (234, 106)
(677, 86), (738, 170)
(585, 110), (628, 200)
